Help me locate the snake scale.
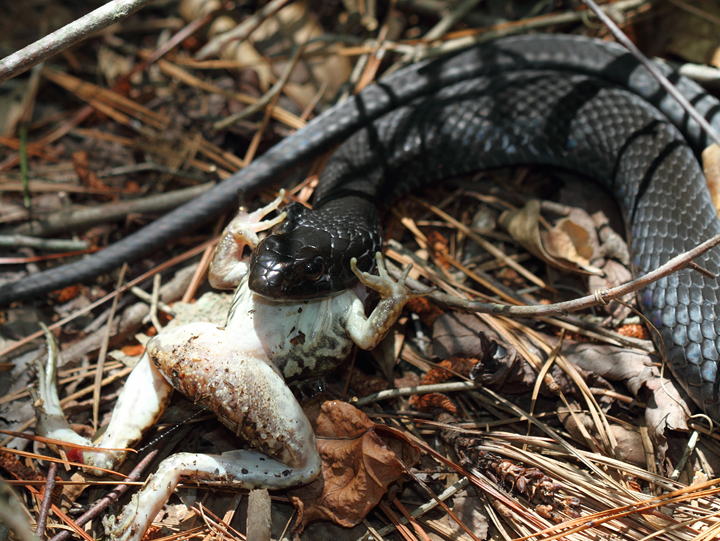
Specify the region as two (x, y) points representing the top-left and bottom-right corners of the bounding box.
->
(3, 34), (720, 421)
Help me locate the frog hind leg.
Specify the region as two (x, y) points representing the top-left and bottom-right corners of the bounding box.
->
(107, 322), (321, 541)
(104, 448), (317, 541)
(32, 330), (173, 473)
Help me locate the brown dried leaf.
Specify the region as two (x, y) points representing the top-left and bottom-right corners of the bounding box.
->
(563, 341), (691, 448)
(499, 200), (600, 275)
(290, 400), (420, 530)
(558, 409), (646, 467)
(653, 3), (720, 66)
(703, 143), (720, 215)
(542, 213), (597, 265)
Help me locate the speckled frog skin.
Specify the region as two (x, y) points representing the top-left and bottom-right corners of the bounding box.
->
(33, 192), (425, 541)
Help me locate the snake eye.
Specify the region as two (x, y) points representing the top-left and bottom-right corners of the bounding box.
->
(303, 257), (325, 282)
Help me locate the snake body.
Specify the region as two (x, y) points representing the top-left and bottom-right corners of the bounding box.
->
(3, 35), (720, 420)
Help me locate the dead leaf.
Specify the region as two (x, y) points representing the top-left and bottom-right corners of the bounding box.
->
(499, 200), (601, 275)
(558, 408), (646, 467)
(563, 340), (691, 466)
(703, 143), (720, 215)
(60, 472), (90, 513)
(289, 400), (420, 531)
(543, 209), (599, 266)
(97, 46), (134, 86)
(440, 492), (490, 541)
(654, 3), (720, 66)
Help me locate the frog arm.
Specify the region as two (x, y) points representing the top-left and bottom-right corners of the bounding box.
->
(33, 345), (173, 473)
(209, 190), (286, 290)
(344, 252), (433, 350)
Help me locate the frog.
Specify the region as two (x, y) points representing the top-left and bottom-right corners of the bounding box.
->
(32, 190), (429, 541)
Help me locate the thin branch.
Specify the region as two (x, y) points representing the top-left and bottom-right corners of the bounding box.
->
(46, 450), (159, 541)
(0, 235), (88, 251)
(354, 381), (479, 407)
(390, 232), (720, 318)
(3, 183), (215, 238)
(0, 0), (156, 84)
(35, 462), (57, 541)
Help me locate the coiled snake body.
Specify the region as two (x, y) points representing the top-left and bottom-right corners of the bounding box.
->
(3, 35), (720, 420)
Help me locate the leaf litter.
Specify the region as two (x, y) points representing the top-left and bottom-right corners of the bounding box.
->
(2, 1), (720, 540)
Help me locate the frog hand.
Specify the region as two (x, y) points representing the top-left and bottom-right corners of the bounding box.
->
(209, 189), (287, 290)
(346, 252), (435, 350)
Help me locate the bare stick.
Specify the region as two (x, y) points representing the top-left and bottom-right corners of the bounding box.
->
(47, 450), (159, 541)
(35, 462), (57, 540)
(0, 0), (156, 84)
(0, 235), (88, 251)
(247, 489), (272, 541)
(3, 183), (214, 238)
(392, 232), (720, 318)
(581, 0), (720, 148)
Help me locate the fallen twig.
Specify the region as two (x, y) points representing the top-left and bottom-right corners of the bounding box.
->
(34, 462), (56, 541)
(46, 450), (159, 541)
(0, 0), (156, 84)
(389, 232), (720, 319)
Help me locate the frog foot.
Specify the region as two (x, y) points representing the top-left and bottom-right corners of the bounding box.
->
(31, 324), (95, 457)
(209, 189), (287, 289)
(350, 252), (434, 300)
(103, 494), (140, 541)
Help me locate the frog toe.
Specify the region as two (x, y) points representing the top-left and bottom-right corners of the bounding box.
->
(103, 496), (140, 541)
(32, 325), (92, 450)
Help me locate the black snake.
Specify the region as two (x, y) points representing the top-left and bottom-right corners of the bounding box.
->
(3, 35), (720, 421)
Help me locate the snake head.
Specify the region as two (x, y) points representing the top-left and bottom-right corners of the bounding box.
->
(248, 201), (380, 301)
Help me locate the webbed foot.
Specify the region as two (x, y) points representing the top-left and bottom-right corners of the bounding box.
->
(31, 324), (94, 455)
(103, 495), (141, 541)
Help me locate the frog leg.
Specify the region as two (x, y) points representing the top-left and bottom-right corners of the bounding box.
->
(32, 326), (173, 473)
(346, 252), (434, 350)
(209, 190), (286, 290)
(103, 322), (320, 541)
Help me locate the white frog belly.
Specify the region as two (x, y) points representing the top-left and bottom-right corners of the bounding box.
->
(227, 277), (356, 381)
